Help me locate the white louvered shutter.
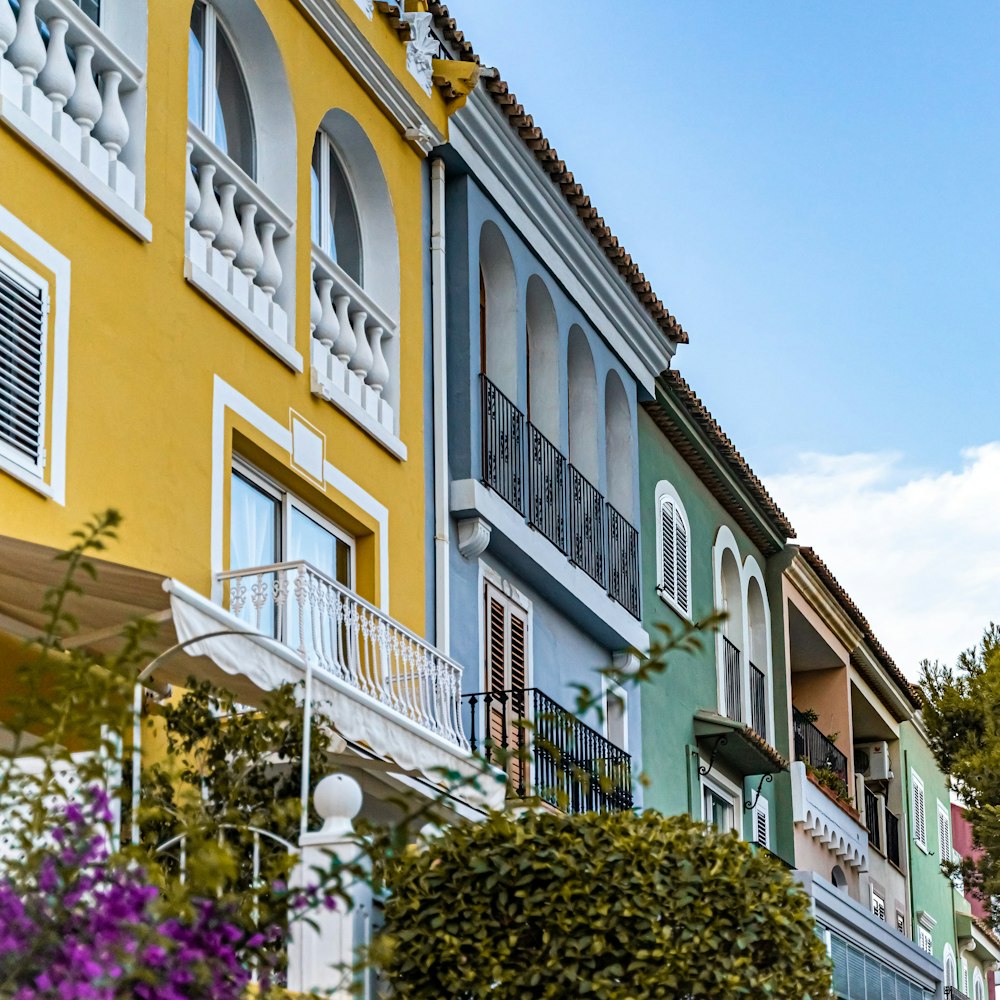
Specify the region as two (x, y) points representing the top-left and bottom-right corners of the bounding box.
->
(912, 776), (927, 849)
(659, 497), (676, 602)
(937, 803), (952, 862)
(675, 517), (689, 614)
(753, 795), (770, 849)
(0, 260), (48, 477)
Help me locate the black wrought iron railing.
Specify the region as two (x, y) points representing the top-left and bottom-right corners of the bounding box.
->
(463, 686), (633, 814)
(607, 504), (640, 618)
(480, 374), (524, 514)
(792, 707), (849, 785)
(945, 988), (971, 1000)
(568, 464), (606, 587)
(886, 807), (901, 868)
(749, 660), (767, 737)
(479, 373), (640, 618)
(722, 636), (743, 723)
(864, 786), (882, 853)
(526, 423), (568, 553)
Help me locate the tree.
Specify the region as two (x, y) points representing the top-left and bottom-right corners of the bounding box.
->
(921, 623), (1000, 920)
(379, 809), (832, 999)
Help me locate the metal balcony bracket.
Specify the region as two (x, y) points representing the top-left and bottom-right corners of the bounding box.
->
(698, 735), (728, 778)
(744, 772), (773, 811)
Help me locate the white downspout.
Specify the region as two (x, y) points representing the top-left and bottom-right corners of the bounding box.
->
(431, 157), (450, 654)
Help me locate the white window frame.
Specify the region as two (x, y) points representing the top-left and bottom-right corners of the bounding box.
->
(912, 771), (928, 853)
(231, 458), (356, 585)
(973, 967), (985, 1000)
(654, 480), (692, 621)
(0, 218), (68, 504)
(700, 768), (740, 836)
(478, 563), (533, 694)
(870, 886), (886, 922)
(0, 249), (49, 484)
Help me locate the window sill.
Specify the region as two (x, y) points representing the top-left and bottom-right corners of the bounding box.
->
(656, 586), (692, 622)
(0, 451), (52, 499)
(310, 360), (406, 461)
(0, 76), (150, 243)
(184, 232), (302, 373)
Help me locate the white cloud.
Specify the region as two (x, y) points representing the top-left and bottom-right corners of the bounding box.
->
(765, 443), (1000, 679)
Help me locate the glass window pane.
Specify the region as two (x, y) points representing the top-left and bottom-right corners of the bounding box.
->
(327, 146), (362, 283)
(230, 472), (278, 570)
(311, 137), (322, 248)
(188, 3), (205, 129)
(290, 507), (351, 588)
(74, 0), (100, 24)
(229, 471), (279, 636)
(213, 22), (255, 177)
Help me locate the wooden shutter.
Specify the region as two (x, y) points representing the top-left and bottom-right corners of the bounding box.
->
(0, 261), (48, 476)
(484, 583), (529, 792)
(659, 497), (676, 601)
(912, 775), (927, 849)
(675, 516), (689, 614)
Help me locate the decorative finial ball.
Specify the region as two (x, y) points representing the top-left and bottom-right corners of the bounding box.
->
(314, 773), (363, 822)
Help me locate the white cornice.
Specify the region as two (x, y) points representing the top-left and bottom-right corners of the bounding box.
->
(786, 554), (864, 653)
(293, 0), (444, 156)
(450, 87), (675, 392)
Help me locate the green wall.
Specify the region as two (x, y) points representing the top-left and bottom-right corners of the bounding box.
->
(899, 719), (958, 965)
(637, 402), (794, 864)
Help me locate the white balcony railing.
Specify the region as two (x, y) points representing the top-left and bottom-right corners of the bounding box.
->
(185, 125), (297, 368)
(1, 0), (145, 226)
(216, 561), (468, 752)
(309, 245), (398, 441)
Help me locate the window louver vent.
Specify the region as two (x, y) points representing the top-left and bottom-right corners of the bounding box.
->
(0, 263), (47, 476)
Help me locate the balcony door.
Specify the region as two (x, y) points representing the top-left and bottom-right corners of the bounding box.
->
(483, 582), (529, 794)
(229, 462), (353, 639)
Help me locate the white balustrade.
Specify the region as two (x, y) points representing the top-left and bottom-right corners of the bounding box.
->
(0, 0), (143, 210)
(186, 125), (293, 351)
(218, 561), (468, 751)
(310, 245), (398, 436)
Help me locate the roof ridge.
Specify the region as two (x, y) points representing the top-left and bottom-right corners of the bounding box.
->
(660, 369), (795, 539)
(417, 1), (688, 345)
(798, 547), (922, 709)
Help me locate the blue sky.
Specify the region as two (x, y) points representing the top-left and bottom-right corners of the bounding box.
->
(449, 1), (1000, 673)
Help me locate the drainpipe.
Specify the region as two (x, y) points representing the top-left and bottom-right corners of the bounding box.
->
(430, 156), (450, 654)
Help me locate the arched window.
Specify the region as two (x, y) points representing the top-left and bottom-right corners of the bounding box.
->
(188, 1), (254, 177)
(655, 481), (690, 619)
(973, 969), (985, 1000)
(567, 325), (598, 485)
(311, 132), (361, 285)
(184, 0), (296, 361)
(943, 947), (956, 988)
(478, 222), (517, 399)
(746, 575), (769, 739)
(307, 111), (401, 442)
(604, 371), (633, 517)
(525, 275), (559, 443)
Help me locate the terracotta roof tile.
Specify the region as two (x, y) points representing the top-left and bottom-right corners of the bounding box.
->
(406, 1), (689, 346)
(643, 370), (795, 555)
(799, 547), (922, 709)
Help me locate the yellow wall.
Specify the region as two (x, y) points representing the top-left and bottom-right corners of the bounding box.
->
(0, 1), (451, 636)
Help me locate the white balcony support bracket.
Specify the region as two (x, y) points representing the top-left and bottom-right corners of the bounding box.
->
(456, 516), (491, 560)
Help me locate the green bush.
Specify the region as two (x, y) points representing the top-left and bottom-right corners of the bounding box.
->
(381, 809), (832, 999)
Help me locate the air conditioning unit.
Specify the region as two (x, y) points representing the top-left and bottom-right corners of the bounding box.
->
(855, 741), (892, 781)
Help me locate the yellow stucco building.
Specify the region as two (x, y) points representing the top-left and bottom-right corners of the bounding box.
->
(0, 0), (487, 828)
